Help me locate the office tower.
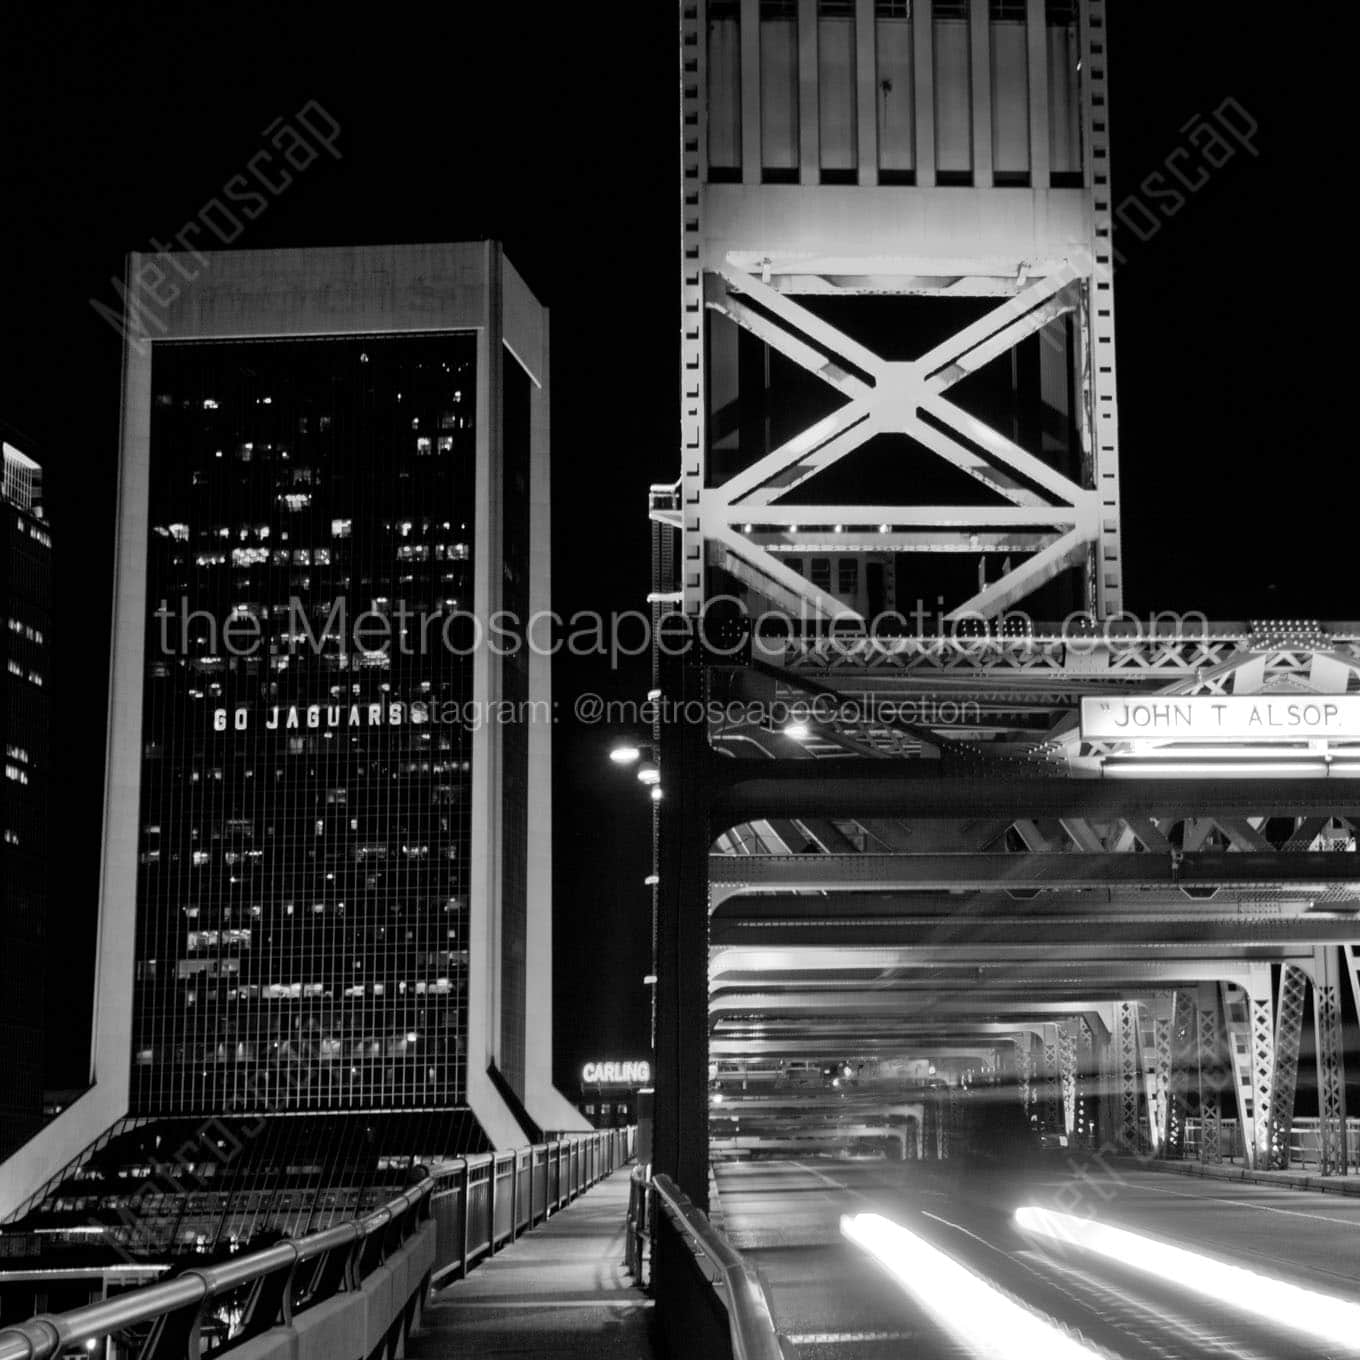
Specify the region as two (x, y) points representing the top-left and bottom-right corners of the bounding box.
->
(0, 244), (583, 1242)
(0, 438), (51, 1160)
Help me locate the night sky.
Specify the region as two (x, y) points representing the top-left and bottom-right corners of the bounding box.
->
(2, 3), (1349, 1098)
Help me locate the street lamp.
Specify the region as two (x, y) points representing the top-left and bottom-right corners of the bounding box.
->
(609, 742), (643, 765)
(636, 760), (660, 785)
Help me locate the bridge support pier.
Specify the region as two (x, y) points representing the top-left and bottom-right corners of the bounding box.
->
(655, 656), (712, 1208)
(1112, 1001), (1144, 1155)
(1267, 962), (1308, 1169)
(1041, 1024), (1063, 1138)
(1313, 945), (1349, 1176)
(1166, 989), (1198, 1160)
(1059, 1020), (1080, 1139)
(1196, 982), (1231, 1165)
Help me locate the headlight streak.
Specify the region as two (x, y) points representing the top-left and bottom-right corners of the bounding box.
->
(839, 1212), (1109, 1360)
(1014, 1205), (1360, 1355)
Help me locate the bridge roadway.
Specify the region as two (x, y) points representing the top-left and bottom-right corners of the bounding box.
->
(714, 1157), (1360, 1360)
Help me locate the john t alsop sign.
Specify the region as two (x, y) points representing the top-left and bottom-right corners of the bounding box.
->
(1080, 695), (1360, 743)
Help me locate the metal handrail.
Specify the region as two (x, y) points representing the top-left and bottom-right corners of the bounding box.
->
(650, 1174), (782, 1360)
(0, 1178), (431, 1360)
(0, 1126), (637, 1360)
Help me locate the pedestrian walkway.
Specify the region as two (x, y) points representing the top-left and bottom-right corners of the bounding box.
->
(408, 1168), (655, 1360)
(1142, 1157), (1360, 1196)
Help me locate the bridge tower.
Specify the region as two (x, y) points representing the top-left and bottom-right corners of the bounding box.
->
(663, 0), (1121, 626)
(652, 1), (1360, 1204)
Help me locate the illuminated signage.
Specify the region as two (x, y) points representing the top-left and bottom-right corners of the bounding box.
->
(213, 702), (430, 733)
(581, 1060), (651, 1087)
(1080, 695), (1360, 744)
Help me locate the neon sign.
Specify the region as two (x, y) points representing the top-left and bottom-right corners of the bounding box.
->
(581, 1060), (651, 1086)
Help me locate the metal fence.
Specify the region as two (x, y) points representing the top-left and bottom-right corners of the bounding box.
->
(1181, 1117), (1360, 1169)
(647, 1174), (782, 1360)
(0, 1127), (636, 1360)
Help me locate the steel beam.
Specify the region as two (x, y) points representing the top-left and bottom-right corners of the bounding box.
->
(711, 850), (1360, 897)
(1267, 963), (1308, 1169)
(1196, 983), (1231, 1166)
(1112, 1001), (1144, 1155)
(1165, 990), (1198, 1160)
(1313, 946), (1349, 1176)
(710, 917), (1360, 949)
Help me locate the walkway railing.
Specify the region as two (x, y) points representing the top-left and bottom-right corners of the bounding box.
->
(1180, 1116), (1360, 1168)
(649, 1173), (782, 1360)
(0, 1127), (635, 1360)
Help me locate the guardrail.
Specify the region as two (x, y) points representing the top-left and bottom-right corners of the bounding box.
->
(649, 1173), (782, 1360)
(623, 1163), (650, 1284)
(1181, 1116), (1360, 1169)
(0, 1126), (635, 1360)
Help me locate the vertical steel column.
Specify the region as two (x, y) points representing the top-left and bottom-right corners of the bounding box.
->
(1013, 1031), (1033, 1118)
(922, 1087), (940, 1161)
(654, 653), (711, 1206)
(1267, 963), (1308, 1170)
(1137, 995), (1169, 1154)
(1113, 1000), (1143, 1155)
(854, 0), (878, 185)
(1039, 1022), (1060, 1131)
(1079, 0), (1123, 615)
(1166, 990), (1197, 1160)
(1075, 1019), (1097, 1149)
(1313, 946), (1349, 1177)
(1041, 1023), (1063, 1137)
(1196, 983), (1229, 1166)
(1151, 1004), (1173, 1155)
(1059, 1020), (1079, 1137)
(1241, 977), (1276, 1171)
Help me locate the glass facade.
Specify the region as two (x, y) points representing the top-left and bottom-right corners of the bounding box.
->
(0, 442), (51, 1159)
(135, 334), (477, 1116)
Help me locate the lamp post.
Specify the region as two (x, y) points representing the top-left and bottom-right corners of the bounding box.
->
(608, 736), (662, 1050)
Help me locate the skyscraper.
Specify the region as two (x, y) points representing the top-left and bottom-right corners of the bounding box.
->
(0, 437), (51, 1161)
(0, 244), (583, 1231)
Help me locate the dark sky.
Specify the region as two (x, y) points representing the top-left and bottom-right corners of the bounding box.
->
(1, 3), (1348, 1097)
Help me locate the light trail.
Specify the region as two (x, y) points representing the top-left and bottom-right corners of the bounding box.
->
(840, 1212), (1110, 1360)
(1015, 1205), (1360, 1356)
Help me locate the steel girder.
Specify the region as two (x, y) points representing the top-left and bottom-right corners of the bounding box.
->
(1313, 945), (1349, 1176)
(1267, 963), (1309, 1170)
(710, 920), (1360, 953)
(713, 772), (1360, 825)
(710, 850), (1360, 899)
(767, 632), (1360, 685)
(1113, 1001), (1144, 1155)
(1196, 983), (1232, 1165)
(1059, 1020), (1080, 1137)
(1219, 980), (1269, 1169)
(712, 888), (1356, 920)
(698, 263), (1096, 623)
(1166, 990), (1199, 1160)
(1014, 1032), (1033, 1117)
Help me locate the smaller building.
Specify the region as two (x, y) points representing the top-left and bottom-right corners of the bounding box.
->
(0, 437), (52, 1160)
(575, 1059), (652, 1130)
